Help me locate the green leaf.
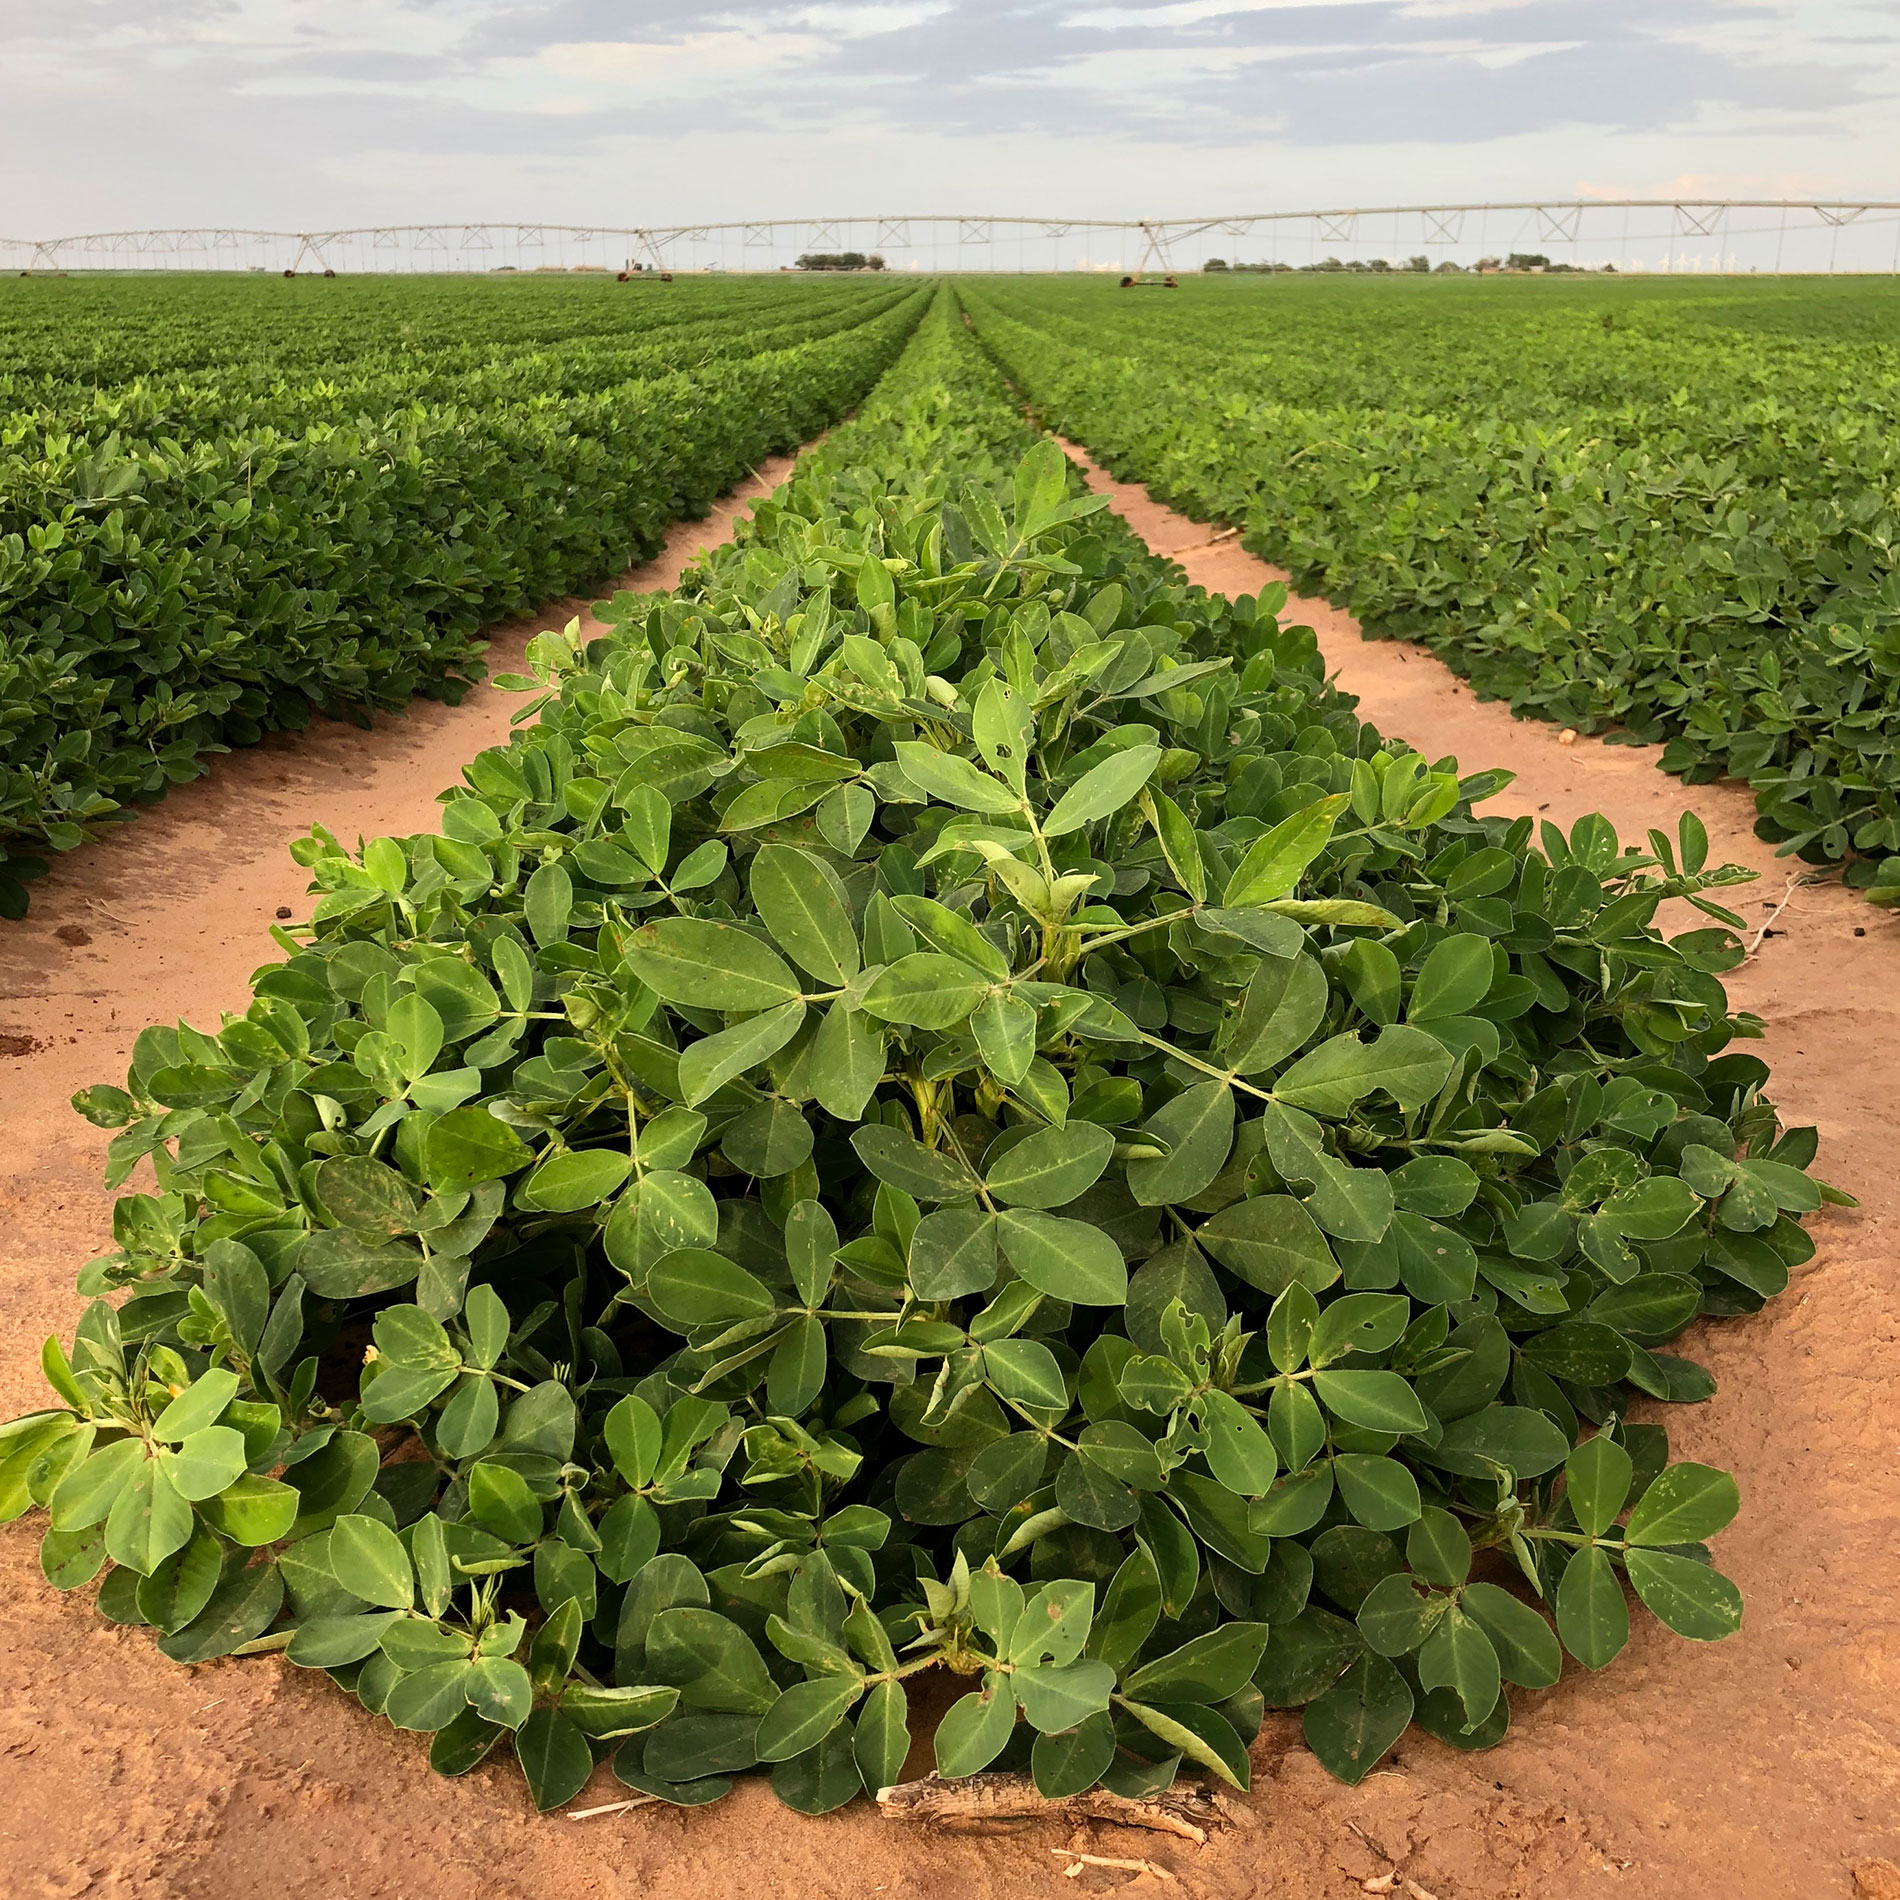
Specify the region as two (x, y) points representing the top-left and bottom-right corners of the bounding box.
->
(468, 1461), (544, 1545)
(1226, 954), (1328, 1074)
(996, 1210), (1128, 1305)
(1142, 788), (1207, 903)
(648, 1250), (776, 1329)
(984, 1122), (1115, 1208)
(860, 955), (991, 1030)
(1601, 1176), (1700, 1241)
(1555, 1545), (1629, 1670)
(1196, 1195), (1338, 1295)
(621, 918), (804, 1010)
(424, 1107), (535, 1190)
(287, 1612), (402, 1669)
(39, 1525), (108, 1592)
(197, 1472), (300, 1546)
(908, 1206), (999, 1300)
(646, 1608), (778, 1714)
(755, 1675), (865, 1762)
(1222, 795), (1350, 908)
(808, 1004), (888, 1120)
(1564, 1435), (1634, 1539)
(771, 1723), (864, 1815)
(104, 1459), (194, 1576)
(157, 1425), (248, 1503)
(1623, 1550), (1744, 1641)
(677, 1000), (807, 1108)
(150, 1368), (239, 1443)
(1086, 1546), (1163, 1676)
(1125, 1081), (1236, 1208)
(1124, 1623), (1271, 1702)
(156, 1560), (285, 1664)
(983, 1337), (1069, 1412)
(1428, 1404), (1572, 1481)
(1416, 1608), (1501, 1731)
(563, 1684), (679, 1740)
(329, 1513), (416, 1610)
(515, 1706), (596, 1812)
(49, 1438), (145, 1532)
(1044, 745), (1161, 837)
(133, 1522), (221, 1630)
(1011, 1579), (1095, 1665)
(517, 1149), (632, 1213)
(1406, 1507), (1472, 1587)
(1622, 1462), (1740, 1547)
(853, 1679), (911, 1796)
(1015, 1659), (1115, 1733)
(430, 1708), (508, 1778)
(1117, 1698), (1250, 1790)
(893, 741), (1022, 815)
(1356, 1571), (1446, 1657)
(1031, 1708), (1117, 1798)
(750, 845), (860, 987)
(1199, 1390), (1279, 1498)
(386, 1659), (476, 1733)
(1332, 1453), (1421, 1531)
(933, 1674), (1017, 1777)
(971, 992), (1038, 1085)
(1259, 1102), (1395, 1244)
(1461, 1582), (1562, 1688)
(1273, 1024), (1454, 1120)
(1311, 1370), (1429, 1434)
(1408, 935), (1494, 1021)
(1302, 1652), (1413, 1785)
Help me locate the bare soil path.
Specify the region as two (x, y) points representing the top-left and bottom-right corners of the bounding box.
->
(0, 449), (1894, 1900)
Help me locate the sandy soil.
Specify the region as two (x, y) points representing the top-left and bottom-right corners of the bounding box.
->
(0, 449), (1896, 1900)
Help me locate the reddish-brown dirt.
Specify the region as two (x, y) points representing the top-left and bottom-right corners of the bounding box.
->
(1, 447), (1895, 1900)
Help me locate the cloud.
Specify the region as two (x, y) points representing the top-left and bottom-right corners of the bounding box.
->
(3, 0), (1895, 241)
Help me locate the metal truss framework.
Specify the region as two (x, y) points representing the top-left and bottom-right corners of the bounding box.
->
(5, 203), (1899, 274)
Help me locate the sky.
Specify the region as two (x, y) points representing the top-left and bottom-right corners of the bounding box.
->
(4, 0), (1897, 256)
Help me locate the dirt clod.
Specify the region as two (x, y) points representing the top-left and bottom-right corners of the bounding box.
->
(52, 925), (90, 947)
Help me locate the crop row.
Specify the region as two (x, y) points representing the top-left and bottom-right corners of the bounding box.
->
(960, 276), (1900, 898)
(0, 288), (1834, 1814)
(0, 278), (927, 916)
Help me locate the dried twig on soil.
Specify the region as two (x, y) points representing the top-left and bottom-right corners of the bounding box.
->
(877, 1773), (1224, 1843)
(1053, 1848), (1175, 1880)
(1743, 871), (1820, 959)
(1165, 527), (1239, 557)
(567, 1796), (662, 1820)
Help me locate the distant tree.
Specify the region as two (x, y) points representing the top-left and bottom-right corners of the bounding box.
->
(1402, 255), (1430, 273)
(1504, 252), (1550, 271)
(1204, 257), (1230, 271)
(1364, 258), (1391, 273)
(1433, 260), (1466, 274)
(1302, 256), (1346, 272)
(794, 252), (885, 271)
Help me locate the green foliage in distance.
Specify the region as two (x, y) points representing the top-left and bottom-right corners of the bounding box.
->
(2, 292), (1846, 1815)
(957, 274), (1900, 903)
(0, 274), (927, 917)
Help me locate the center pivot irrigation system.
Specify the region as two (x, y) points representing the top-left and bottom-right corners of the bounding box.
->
(5, 201), (1900, 276)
